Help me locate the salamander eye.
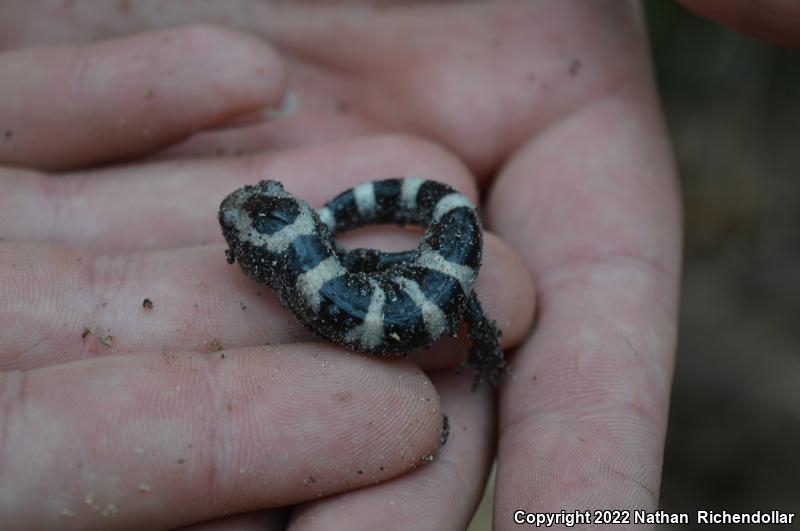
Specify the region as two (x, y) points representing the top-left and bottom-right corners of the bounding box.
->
(244, 195), (301, 235)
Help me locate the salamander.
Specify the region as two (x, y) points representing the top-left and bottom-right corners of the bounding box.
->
(219, 178), (507, 388)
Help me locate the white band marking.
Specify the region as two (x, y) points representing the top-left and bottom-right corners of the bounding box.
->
(237, 205), (315, 254)
(296, 256), (346, 311)
(345, 279), (385, 349)
(317, 206), (335, 230)
(353, 182), (376, 218)
(400, 178), (425, 212)
(394, 276), (447, 339)
(432, 193), (474, 222)
(414, 249), (476, 295)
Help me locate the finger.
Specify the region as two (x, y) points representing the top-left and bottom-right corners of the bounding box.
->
(0, 346), (445, 530)
(487, 56), (681, 527)
(0, 231), (534, 372)
(175, 509), (288, 531)
(0, 25), (284, 170)
(678, 0), (800, 47)
(287, 370), (495, 531)
(0, 136), (473, 251)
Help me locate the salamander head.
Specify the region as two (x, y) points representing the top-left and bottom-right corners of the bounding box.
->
(219, 180), (307, 267)
(219, 180), (294, 231)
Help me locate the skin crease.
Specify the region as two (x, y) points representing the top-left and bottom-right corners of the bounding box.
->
(4, 0), (788, 529)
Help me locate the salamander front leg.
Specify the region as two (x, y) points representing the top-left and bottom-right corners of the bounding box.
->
(458, 293), (508, 390)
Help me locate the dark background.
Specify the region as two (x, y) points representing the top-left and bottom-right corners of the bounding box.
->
(470, 3), (800, 529)
(647, 0), (800, 526)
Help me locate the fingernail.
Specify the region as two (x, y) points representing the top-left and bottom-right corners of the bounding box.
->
(210, 90), (299, 131)
(265, 89), (299, 119)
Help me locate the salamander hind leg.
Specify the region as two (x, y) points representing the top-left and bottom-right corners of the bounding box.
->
(459, 293), (508, 390)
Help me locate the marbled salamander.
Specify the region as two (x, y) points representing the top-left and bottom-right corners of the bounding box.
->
(219, 178), (507, 387)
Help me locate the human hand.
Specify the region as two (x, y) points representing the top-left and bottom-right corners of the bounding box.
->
(2, 1), (681, 529)
(0, 24), (535, 530)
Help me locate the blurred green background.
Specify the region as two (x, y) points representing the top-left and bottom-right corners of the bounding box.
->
(470, 2), (800, 529)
